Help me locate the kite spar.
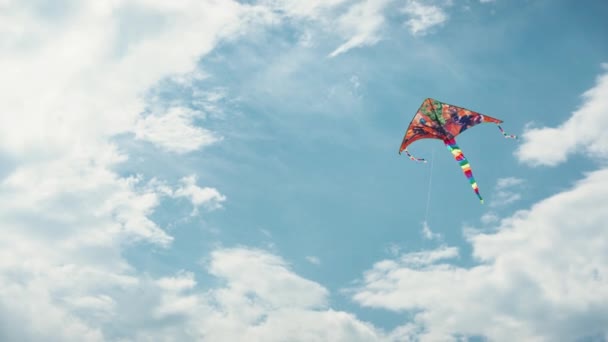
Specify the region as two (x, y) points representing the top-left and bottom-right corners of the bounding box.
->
(399, 98), (517, 203)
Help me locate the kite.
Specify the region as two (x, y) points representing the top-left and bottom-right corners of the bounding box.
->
(399, 98), (517, 203)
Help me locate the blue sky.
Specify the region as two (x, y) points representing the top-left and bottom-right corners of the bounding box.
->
(2, 0), (608, 341)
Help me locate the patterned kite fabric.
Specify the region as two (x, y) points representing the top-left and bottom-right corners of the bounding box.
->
(403, 149), (427, 163)
(497, 125), (517, 139)
(443, 138), (484, 203)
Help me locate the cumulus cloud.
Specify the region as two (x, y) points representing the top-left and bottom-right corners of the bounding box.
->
(0, 0), (240, 340)
(516, 64), (608, 166)
(173, 175), (226, 210)
(353, 168), (608, 341)
(0, 0), (475, 340)
(0, 2), (391, 338)
(149, 248), (385, 341)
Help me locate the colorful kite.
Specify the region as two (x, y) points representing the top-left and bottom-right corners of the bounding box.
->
(399, 98), (517, 203)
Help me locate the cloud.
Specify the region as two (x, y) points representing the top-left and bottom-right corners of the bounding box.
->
(306, 256), (322, 265)
(255, 0), (391, 58)
(0, 1), (244, 158)
(0, 0), (486, 340)
(260, 0), (349, 19)
(0, 0), (405, 337)
(516, 64), (608, 166)
(134, 107), (221, 154)
(173, 175), (226, 212)
(149, 248), (385, 341)
(490, 176), (525, 207)
(421, 221), (442, 240)
(480, 211), (499, 224)
(402, 0), (449, 36)
(353, 168), (608, 341)
(329, 0), (391, 57)
(496, 177), (524, 189)
(0, 0), (242, 340)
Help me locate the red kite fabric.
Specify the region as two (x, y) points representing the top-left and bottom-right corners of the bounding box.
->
(399, 98), (517, 203)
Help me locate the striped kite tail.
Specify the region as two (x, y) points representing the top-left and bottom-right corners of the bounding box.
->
(497, 125), (517, 139)
(443, 138), (483, 204)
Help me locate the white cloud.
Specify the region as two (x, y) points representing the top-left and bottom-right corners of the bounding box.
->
(0, 0), (460, 340)
(402, 0), (449, 36)
(353, 168), (608, 341)
(401, 245), (459, 267)
(157, 271), (197, 292)
(149, 248), (385, 341)
(173, 175), (226, 209)
(479, 0), (496, 3)
(516, 65), (608, 166)
(134, 107), (221, 154)
(0, 1), (244, 158)
(0, 0), (241, 340)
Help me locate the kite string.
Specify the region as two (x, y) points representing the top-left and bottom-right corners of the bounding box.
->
(424, 147), (435, 224)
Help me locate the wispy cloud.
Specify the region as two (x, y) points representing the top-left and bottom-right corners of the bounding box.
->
(490, 176), (525, 207)
(480, 211), (499, 224)
(421, 221), (442, 240)
(402, 0), (449, 36)
(306, 256), (322, 265)
(329, 0), (392, 57)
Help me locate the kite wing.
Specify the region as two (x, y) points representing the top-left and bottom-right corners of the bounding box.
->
(398, 99), (447, 161)
(436, 101), (503, 138)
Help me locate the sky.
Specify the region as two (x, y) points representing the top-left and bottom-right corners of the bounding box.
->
(1, 0), (608, 341)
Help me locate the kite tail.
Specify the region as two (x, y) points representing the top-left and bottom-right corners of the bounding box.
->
(403, 149), (427, 163)
(443, 138), (483, 204)
(497, 125), (517, 139)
